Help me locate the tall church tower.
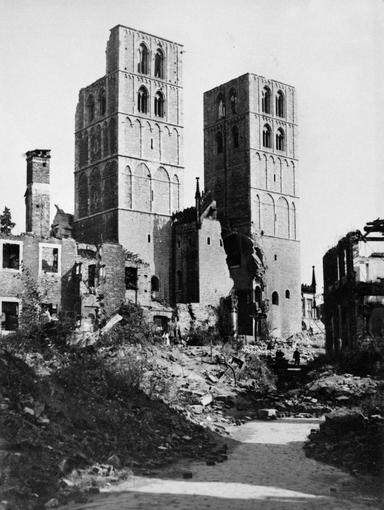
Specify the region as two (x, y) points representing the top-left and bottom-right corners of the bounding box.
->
(73, 26), (184, 304)
(204, 74), (301, 338)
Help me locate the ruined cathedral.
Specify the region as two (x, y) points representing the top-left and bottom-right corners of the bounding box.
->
(0, 25), (301, 340)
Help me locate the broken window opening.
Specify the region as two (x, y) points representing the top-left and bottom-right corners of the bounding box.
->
(1, 301), (19, 331)
(154, 91), (165, 117)
(41, 246), (59, 273)
(230, 89), (237, 114)
(138, 87), (149, 113)
(263, 124), (272, 148)
(2, 243), (20, 270)
(87, 94), (95, 122)
(88, 264), (96, 289)
(272, 291), (279, 305)
(276, 128), (285, 151)
(125, 267), (138, 290)
(276, 90), (285, 117)
(155, 48), (164, 79)
(262, 86), (271, 114)
(99, 89), (107, 116)
(138, 43), (149, 74)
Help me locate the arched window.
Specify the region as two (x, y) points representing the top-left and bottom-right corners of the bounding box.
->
(276, 90), (285, 117)
(262, 86), (271, 114)
(285, 290), (290, 299)
(272, 291), (279, 305)
(151, 275), (160, 292)
(155, 48), (164, 79)
(255, 286), (262, 305)
(217, 92), (225, 118)
(98, 89), (106, 116)
(154, 91), (165, 117)
(263, 124), (272, 148)
(229, 88), (237, 114)
(138, 43), (149, 74)
(232, 125), (239, 149)
(276, 128), (285, 151)
(87, 94), (95, 122)
(138, 87), (149, 113)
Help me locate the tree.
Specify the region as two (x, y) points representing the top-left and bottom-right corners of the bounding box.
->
(0, 206), (16, 235)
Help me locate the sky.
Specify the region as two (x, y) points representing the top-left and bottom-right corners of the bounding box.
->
(0, 0), (383, 290)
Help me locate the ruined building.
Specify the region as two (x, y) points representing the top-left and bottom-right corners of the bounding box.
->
(323, 219), (384, 352)
(204, 75), (301, 338)
(70, 25), (301, 339)
(1, 26), (302, 340)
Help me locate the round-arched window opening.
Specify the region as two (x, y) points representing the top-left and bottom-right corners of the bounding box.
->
(272, 291), (279, 305)
(285, 290), (290, 299)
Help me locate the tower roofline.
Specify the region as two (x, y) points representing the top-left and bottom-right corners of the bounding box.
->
(204, 73), (295, 96)
(110, 24), (184, 47)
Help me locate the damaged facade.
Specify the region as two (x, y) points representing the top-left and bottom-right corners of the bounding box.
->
(1, 25), (302, 340)
(323, 219), (384, 352)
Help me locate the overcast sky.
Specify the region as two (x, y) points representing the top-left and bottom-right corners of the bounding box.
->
(0, 0), (383, 289)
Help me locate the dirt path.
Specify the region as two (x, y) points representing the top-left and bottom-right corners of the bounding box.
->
(76, 417), (382, 510)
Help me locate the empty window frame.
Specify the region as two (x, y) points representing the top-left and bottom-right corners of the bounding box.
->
(229, 89), (237, 114)
(154, 48), (164, 79)
(261, 86), (271, 114)
(87, 94), (95, 122)
(138, 87), (149, 113)
(217, 92), (225, 118)
(276, 128), (285, 151)
(151, 275), (160, 292)
(154, 91), (165, 117)
(1, 241), (22, 270)
(99, 89), (106, 116)
(216, 131), (224, 154)
(137, 43), (149, 74)
(232, 125), (239, 149)
(285, 289), (290, 299)
(88, 264), (96, 288)
(263, 124), (272, 148)
(275, 90), (285, 117)
(125, 267), (138, 290)
(272, 291), (279, 305)
(1, 299), (19, 332)
(40, 244), (61, 274)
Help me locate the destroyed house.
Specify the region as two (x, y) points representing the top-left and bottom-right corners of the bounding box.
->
(323, 219), (384, 352)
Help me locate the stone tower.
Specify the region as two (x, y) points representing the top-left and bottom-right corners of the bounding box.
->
(25, 149), (51, 237)
(73, 26), (184, 304)
(204, 74), (301, 338)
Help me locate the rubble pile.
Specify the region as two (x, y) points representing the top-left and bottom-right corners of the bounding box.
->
(244, 332), (325, 365)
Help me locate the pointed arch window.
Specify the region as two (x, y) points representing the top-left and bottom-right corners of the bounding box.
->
(138, 43), (149, 74)
(232, 125), (239, 149)
(217, 92), (225, 118)
(98, 89), (106, 116)
(263, 124), (272, 148)
(154, 91), (165, 117)
(138, 86), (149, 113)
(87, 94), (95, 122)
(216, 131), (223, 154)
(155, 48), (164, 79)
(276, 90), (285, 117)
(276, 128), (285, 151)
(229, 88), (237, 114)
(262, 86), (271, 114)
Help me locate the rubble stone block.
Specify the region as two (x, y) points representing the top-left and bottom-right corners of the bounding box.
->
(258, 408), (277, 420)
(320, 410), (366, 436)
